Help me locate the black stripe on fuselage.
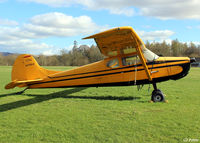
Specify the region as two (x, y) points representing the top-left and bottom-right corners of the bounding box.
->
(29, 60), (189, 86)
(48, 60), (187, 79)
(30, 63), (191, 88)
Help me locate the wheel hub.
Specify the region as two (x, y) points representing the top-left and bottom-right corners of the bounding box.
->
(154, 95), (161, 102)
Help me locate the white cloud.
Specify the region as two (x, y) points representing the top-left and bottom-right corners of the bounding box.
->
(76, 0), (135, 16)
(0, 12), (175, 55)
(24, 12), (101, 37)
(20, 0), (74, 7)
(109, 8), (134, 17)
(0, 18), (18, 26)
(0, 26), (56, 55)
(0, 12), (105, 55)
(42, 50), (55, 55)
(21, 0), (200, 19)
(137, 30), (175, 41)
(21, 0), (135, 16)
(0, 26), (38, 40)
(0, 36), (56, 55)
(139, 0), (200, 20)
(82, 0), (200, 19)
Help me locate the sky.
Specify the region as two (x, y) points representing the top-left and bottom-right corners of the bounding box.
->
(0, 0), (200, 55)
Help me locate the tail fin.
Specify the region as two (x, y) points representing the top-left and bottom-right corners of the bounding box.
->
(5, 54), (59, 89)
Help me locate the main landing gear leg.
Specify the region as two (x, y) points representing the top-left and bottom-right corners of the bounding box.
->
(151, 83), (165, 102)
(15, 87), (29, 95)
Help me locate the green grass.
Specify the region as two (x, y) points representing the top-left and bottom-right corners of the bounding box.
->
(0, 66), (200, 143)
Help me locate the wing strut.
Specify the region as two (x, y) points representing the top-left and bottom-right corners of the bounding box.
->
(131, 33), (153, 82)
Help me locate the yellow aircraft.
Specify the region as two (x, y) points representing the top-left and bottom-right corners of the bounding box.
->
(5, 26), (195, 102)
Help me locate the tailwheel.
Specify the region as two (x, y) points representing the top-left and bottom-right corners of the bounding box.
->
(15, 87), (29, 95)
(151, 89), (165, 102)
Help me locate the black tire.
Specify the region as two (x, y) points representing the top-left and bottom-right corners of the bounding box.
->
(151, 90), (165, 102)
(152, 89), (162, 95)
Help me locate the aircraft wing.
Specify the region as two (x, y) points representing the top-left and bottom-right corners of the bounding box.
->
(83, 26), (144, 57)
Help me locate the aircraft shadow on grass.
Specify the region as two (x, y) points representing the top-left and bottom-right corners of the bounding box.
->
(0, 87), (140, 112)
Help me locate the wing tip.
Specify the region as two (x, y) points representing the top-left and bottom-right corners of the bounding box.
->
(82, 26), (133, 40)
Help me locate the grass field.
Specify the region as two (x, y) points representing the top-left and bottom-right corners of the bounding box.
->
(0, 66), (199, 143)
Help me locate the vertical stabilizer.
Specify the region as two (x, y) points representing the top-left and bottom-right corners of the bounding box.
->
(5, 54), (59, 89)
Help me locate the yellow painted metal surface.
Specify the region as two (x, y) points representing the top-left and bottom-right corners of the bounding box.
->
(5, 54), (60, 89)
(5, 27), (191, 90)
(83, 27), (139, 57)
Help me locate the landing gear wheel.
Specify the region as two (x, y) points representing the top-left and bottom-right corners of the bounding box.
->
(152, 89), (161, 96)
(151, 89), (165, 102)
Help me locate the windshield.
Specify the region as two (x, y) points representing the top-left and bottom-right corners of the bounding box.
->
(141, 45), (159, 62)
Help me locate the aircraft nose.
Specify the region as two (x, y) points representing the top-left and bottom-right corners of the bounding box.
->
(190, 57), (196, 63)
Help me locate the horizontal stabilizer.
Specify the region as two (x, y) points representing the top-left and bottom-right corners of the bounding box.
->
(5, 79), (43, 89)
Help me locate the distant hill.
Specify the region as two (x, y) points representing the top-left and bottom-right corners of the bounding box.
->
(0, 52), (15, 56)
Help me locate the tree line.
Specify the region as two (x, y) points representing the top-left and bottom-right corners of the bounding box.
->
(146, 39), (200, 57)
(0, 39), (200, 66)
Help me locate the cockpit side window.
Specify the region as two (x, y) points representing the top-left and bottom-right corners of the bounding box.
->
(122, 56), (139, 66)
(107, 58), (119, 68)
